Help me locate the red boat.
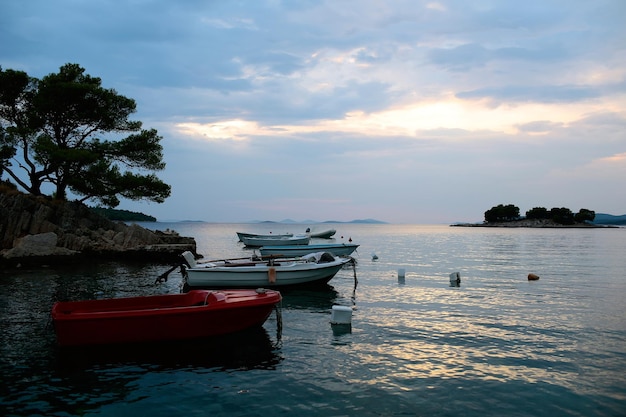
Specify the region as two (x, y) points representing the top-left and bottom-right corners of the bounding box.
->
(51, 289), (281, 347)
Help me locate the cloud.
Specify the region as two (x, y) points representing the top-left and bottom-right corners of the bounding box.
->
(2, 0), (626, 222)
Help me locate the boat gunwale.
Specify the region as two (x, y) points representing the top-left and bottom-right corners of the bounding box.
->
(187, 257), (349, 273)
(51, 290), (281, 320)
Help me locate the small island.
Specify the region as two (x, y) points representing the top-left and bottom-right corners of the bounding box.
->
(90, 207), (157, 222)
(453, 204), (614, 228)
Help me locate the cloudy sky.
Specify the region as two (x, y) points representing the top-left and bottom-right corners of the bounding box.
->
(2, 0), (625, 223)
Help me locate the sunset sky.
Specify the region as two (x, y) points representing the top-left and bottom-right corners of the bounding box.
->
(2, 0), (625, 223)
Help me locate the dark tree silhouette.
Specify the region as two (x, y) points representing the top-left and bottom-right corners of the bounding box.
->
(0, 64), (170, 207)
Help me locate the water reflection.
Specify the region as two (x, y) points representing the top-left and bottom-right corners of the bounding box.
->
(2, 225), (625, 417)
(53, 326), (281, 372)
(1, 262), (284, 416)
(2, 326), (283, 417)
(331, 323), (352, 337)
(278, 286), (340, 311)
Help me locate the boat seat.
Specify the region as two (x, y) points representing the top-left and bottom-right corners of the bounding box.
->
(317, 252), (336, 263)
(223, 262), (257, 267)
(189, 291), (225, 306)
(188, 290), (211, 306)
(206, 292), (226, 304)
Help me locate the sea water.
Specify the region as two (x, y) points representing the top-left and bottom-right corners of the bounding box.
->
(1, 223), (625, 416)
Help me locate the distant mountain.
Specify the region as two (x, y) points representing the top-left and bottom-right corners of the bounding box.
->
(593, 213), (626, 225)
(337, 219), (387, 224)
(249, 219), (387, 224)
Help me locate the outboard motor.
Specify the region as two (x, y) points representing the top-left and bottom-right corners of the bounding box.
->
(181, 251), (197, 268)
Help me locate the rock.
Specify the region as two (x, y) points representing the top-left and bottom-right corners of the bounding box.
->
(0, 190), (198, 267)
(4, 232), (78, 258)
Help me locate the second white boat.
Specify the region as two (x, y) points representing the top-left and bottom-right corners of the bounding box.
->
(240, 234), (310, 247)
(259, 243), (359, 257)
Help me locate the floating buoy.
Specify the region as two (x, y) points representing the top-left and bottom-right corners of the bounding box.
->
(449, 272), (461, 287)
(348, 237), (352, 242)
(330, 305), (352, 324)
(372, 253), (378, 261)
(528, 273), (540, 281)
(398, 268), (406, 284)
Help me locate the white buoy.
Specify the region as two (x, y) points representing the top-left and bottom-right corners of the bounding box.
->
(449, 272), (461, 287)
(330, 305), (352, 324)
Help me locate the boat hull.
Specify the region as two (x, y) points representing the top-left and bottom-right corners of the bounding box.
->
(241, 235), (311, 247)
(186, 257), (351, 288)
(236, 232), (293, 241)
(51, 289), (281, 346)
(260, 243), (359, 257)
(309, 229), (336, 238)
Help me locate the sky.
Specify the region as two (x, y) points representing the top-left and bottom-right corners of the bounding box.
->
(2, 0), (625, 224)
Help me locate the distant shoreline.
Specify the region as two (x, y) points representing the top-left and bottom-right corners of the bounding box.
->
(451, 219), (615, 228)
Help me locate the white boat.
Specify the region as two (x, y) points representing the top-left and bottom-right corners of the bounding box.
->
(306, 228), (336, 239)
(240, 234), (310, 247)
(236, 231), (293, 241)
(182, 251), (352, 288)
(260, 243), (359, 257)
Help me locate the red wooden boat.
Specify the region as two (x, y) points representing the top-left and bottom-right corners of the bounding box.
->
(51, 289), (281, 347)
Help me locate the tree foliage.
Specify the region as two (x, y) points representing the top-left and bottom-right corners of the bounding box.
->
(488, 204), (596, 224)
(484, 204), (520, 222)
(550, 207), (574, 225)
(89, 207), (157, 222)
(0, 63), (170, 207)
(526, 207), (550, 219)
(574, 208), (595, 223)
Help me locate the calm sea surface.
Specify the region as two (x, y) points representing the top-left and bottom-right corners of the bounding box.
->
(1, 223), (625, 416)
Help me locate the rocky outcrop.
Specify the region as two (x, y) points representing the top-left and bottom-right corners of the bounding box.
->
(0, 190), (198, 267)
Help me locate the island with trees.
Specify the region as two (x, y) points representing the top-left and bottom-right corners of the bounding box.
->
(89, 207), (157, 222)
(454, 204), (609, 228)
(0, 63), (195, 266)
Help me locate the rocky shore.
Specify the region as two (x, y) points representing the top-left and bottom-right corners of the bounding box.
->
(0, 190), (198, 268)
